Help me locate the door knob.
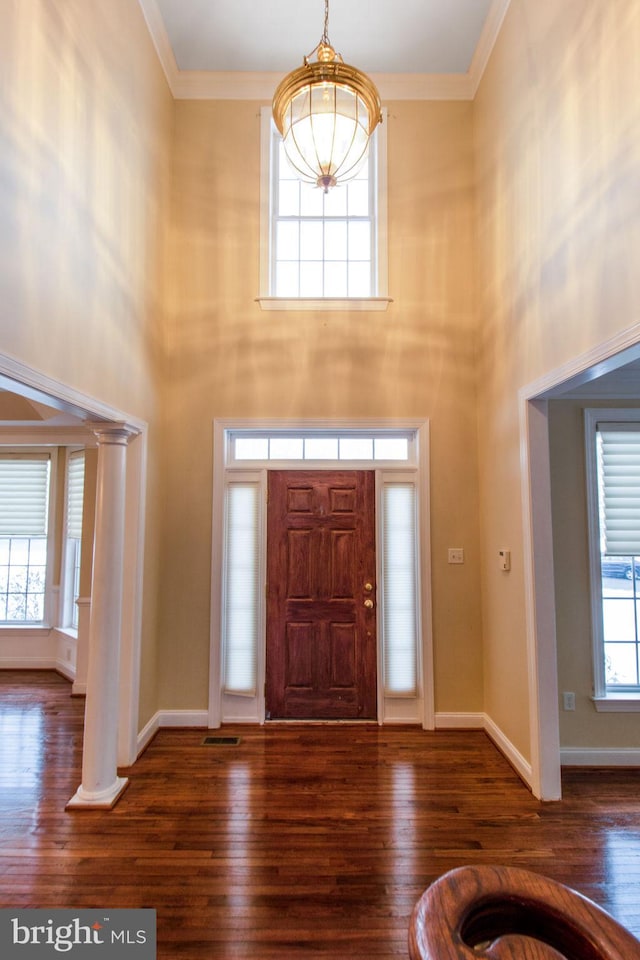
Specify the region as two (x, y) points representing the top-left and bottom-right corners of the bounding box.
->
(363, 598), (374, 609)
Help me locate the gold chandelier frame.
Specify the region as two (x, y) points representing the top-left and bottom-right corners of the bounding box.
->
(271, 0), (382, 190)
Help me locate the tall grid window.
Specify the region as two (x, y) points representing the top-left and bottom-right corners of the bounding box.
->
(0, 455), (51, 623)
(271, 126), (377, 298)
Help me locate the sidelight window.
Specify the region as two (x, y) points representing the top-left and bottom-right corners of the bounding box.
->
(222, 481), (261, 696)
(382, 482), (418, 696)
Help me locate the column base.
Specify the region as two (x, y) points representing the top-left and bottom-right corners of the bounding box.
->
(66, 776), (129, 810)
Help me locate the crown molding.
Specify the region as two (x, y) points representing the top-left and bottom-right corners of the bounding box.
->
(468, 0), (512, 97)
(173, 70), (283, 101)
(172, 69), (477, 101)
(137, 0), (181, 92)
(138, 0), (510, 102)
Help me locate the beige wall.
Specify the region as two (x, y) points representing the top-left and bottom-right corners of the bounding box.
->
(159, 99), (484, 713)
(1, 0), (174, 725)
(474, 0), (640, 758)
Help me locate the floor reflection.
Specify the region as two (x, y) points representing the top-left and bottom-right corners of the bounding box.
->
(0, 703), (44, 796)
(605, 828), (640, 931)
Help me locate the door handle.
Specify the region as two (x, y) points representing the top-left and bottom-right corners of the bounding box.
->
(363, 598), (374, 609)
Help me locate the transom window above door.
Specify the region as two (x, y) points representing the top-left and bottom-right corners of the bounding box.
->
(228, 431), (414, 466)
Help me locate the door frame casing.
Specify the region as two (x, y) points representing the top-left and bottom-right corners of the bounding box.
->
(520, 321), (640, 799)
(209, 418), (433, 729)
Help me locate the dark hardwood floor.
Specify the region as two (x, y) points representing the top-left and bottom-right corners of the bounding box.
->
(2, 671), (640, 958)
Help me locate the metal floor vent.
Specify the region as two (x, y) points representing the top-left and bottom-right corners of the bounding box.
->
(202, 736), (241, 746)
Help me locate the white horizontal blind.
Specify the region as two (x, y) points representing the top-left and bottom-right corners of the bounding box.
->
(382, 482), (418, 696)
(597, 427), (640, 555)
(66, 452), (85, 539)
(223, 481), (260, 695)
(0, 456), (50, 536)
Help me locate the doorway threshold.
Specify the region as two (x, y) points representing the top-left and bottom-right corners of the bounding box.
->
(265, 719), (378, 725)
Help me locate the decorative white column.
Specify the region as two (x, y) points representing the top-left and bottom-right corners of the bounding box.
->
(67, 425), (135, 809)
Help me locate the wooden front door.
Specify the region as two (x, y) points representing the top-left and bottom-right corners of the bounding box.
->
(266, 470), (377, 720)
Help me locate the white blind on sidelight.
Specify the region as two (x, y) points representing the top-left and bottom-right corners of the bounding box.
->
(66, 452), (85, 539)
(0, 455), (50, 536)
(222, 481), (260, 695)
(597, 427), (640, 555)
(382, 482), (418, 696)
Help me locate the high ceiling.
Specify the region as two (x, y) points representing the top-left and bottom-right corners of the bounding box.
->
(139, 0), (511, 99)
(152, 0), (494, 74)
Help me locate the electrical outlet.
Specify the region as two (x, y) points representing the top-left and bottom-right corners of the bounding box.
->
(448, 548), (464, 564)
(563, 691), (576, 711)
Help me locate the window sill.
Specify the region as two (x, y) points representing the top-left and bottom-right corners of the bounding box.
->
(0, 625), (51, 636)
(256, 297), (392, 312)
(592, 695), (640, 712)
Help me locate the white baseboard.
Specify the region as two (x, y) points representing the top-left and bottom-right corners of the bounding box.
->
(157, 709), (209, 727)
(434, 711), (484, 729)
(435, 711), (534, 790)
(483, 713), (533, 787)
(0, 656), (77, 683)
(0, 656), (59, 669)
(136, 710), (209, 757)
(55, 658), (76, 682)
(561, 747), (640, 766)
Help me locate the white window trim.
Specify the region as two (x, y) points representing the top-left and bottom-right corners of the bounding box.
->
(61, 447), (85, 631)
(585, 407), (640, 710)
(257, 107), (391, 312)
(0, 446), (58, 630)
(209, 418), (433, 729)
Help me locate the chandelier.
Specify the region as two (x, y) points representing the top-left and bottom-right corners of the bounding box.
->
(272, 0), (382, 192)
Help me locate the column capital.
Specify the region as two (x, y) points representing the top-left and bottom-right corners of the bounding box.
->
(86, 422), (139, 446)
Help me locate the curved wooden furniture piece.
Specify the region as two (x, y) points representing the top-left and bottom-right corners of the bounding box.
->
(409, 864), (640, 960)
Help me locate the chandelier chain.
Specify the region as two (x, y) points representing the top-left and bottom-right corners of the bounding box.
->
(322, 0), (330, 46)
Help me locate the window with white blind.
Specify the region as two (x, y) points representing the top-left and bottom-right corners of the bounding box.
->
(62, 451), (85, 629)
(586, 411), (640, 699)
(382, 481), (418, 696)
(0, 454), (51, 623)
(222, 481), (261, 696)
